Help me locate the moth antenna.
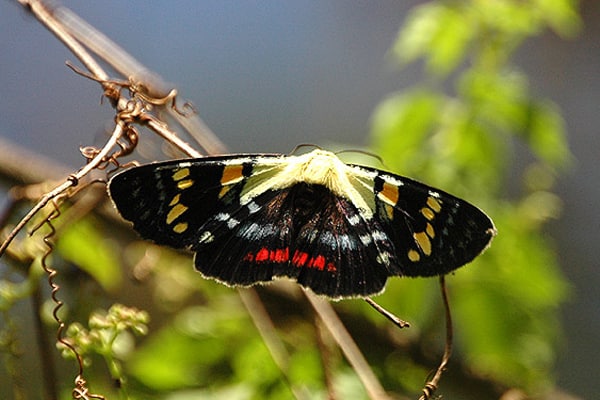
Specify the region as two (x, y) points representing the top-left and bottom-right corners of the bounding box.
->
(289, 143), (322, 155)
(335, 149), (386, 168)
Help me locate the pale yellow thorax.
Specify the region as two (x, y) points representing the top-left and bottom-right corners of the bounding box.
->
(283, 150), (351, 192)
(239, 149), (376, 217)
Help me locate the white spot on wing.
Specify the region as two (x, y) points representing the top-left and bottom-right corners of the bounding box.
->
(381, 174), (405, 187)
(347, 214), (361, 226)
(199, 231), (214, 243)
(228, 219), (240, 228)
(376, 251), (392, 266)
(371, 230), (388, 242)
(317, 231), (358, 251)
(359, 234), (372, 246)
(319, 231), (337, 247)
(214, 212), (240, 228)
(337, 234), (357, 251)
(246, 201), (260, 214)
(221, 157), (268, 166)
(236, 223), (279, 240)
(215, 213), (229, 220)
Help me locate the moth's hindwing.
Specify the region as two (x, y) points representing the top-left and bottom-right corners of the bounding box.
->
(191, 182), (392, 298)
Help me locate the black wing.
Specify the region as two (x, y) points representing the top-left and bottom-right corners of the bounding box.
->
(349, 164), (496, 278)
(107, 154), (277, 249)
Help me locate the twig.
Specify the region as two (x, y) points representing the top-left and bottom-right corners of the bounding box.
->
(0, 123), (123, 258)
(314, 316), (338, 400)
(143, 116), (202, 158)
(0, 137), (71, 185)
(49, 1), (226, 154)
(304, 291), (390, 400)
(17, 0), (113, 93)
(419, 276), (453, 400)
(364, 297), (410, 329)
(238, 288), (310, 400)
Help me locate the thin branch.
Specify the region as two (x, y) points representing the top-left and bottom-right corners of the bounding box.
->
(18, 0), (109, 82)
(144, 117), (203, 158)
(314, 316), (338, 400)
(304, 291), (390, 400)
(50, 2), (226, 154)
(364, 297), (410, 329)
(0, 123), (123, 258)
(238, 288), (310, 400)
(0, 137), (71, 185)
(419, 275), (453, 400)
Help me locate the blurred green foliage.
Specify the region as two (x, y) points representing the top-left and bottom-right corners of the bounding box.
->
(371, 0), (579, 395)
(56, 216), (122, 291)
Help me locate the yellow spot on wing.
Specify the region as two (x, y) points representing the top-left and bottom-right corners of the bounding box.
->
(217, 165), (245, 198)
(169, 193), (181, 206)
(426, 222), (435, 238)
(379, 181), (399, 204)
(420, 207), (435, 220)
(172, 168), (190, 181)
(408, 249), (420, 262)
(426, 196), (442, 213)
(414, 231), (432, 256)
(166, 203), (188, 224)
(173, 222), (188, 233)
(218, 186), (232, 198)
(221, 164), (245, 184)
(384, 204), (394, 219)
(177, 179), (194, 190)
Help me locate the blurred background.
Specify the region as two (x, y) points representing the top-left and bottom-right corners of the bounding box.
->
(0, 1), (598, 399)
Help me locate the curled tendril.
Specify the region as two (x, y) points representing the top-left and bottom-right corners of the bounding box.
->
(66, 61), (194, 119)
(419, 382), (440, 400)
(79, 124), (138, 172)
(30, 199), (104, 399)
(115, 125), (139, 158)
(72, 375), (105, 400)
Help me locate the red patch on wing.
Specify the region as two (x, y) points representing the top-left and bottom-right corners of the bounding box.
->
(243, 247), (290, 263)
(243, 248), (337, 272)
(292, 250), (336, 272)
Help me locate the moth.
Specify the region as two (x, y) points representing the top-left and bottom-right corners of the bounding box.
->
(108, 149), (495, 299)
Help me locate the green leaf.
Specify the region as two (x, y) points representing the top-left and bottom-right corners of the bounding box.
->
(393, 3), (474, 76)
(535, 0), (582, 38)
(371, 89), (443, 171)
(526, 100), (572, 167)
(56, 217), (122, 290)
(393, 3), (443, 66)
(163, 385), (254, 400)
(425, 4), (474, 75)
(458, 68), (529, 133)
(452, 204), (569, 390)
(128, 324), (228, 390)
